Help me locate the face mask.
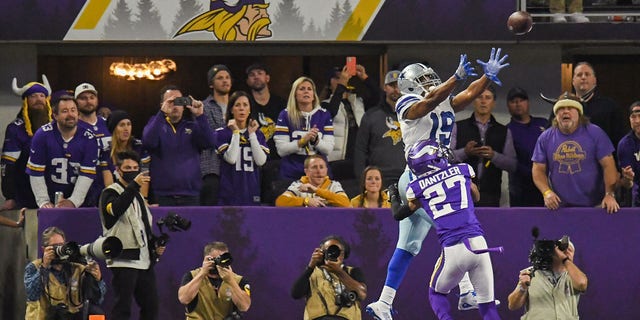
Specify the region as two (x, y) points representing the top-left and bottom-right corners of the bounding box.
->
(121, 170), (139, 183)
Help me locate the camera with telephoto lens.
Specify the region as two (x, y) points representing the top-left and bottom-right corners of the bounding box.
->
(52, 236), (123, 264)
(317, 244), (341, 266)
(528, 227), (570, 272)
(173, 96), (192, 106)
(335, 291), (357, 308)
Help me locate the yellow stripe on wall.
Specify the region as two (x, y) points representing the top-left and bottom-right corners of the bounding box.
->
(74, 0), (111, 30)
(336, 0), (385, 40)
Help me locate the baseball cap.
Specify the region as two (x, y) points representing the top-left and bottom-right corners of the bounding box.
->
(507, 87), (528, 101)
(74, 83), (98, 99)
(245, 63), (268, 75)
(385, 70), (401, 85)
(207, 64), (231, 84)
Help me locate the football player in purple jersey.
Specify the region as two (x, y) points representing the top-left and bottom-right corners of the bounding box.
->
(215, 91), (269, 205)
(400, 140), (501, 320)
(1, 75), (52, 210)
(26, 95), (99, 208)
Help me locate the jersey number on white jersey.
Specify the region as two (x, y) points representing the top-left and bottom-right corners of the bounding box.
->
(428, 111), (455, 146)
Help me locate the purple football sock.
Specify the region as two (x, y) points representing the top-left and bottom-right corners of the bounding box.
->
(428, 287), (453, 320)
(478, 301), (500, 320)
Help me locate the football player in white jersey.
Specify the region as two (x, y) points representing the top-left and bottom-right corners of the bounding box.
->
(367, 48), (509, 320)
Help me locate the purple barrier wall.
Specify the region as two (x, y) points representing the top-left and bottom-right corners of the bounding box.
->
(37, 207), (640, 320)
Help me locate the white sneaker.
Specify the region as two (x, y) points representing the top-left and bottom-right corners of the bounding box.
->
(569, 12), (590, 23)
(552, 13), (568, 23)
(458, 290), (477, 310)
(366, 300), (394, 320)
(458, 291), (501, 311)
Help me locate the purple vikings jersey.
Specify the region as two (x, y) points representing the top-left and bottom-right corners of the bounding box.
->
(1, 118), (37, 207)
(215, 127), (269, 205)
(617, 132), (640, 206)
(532, 124), (614, 207)
(78, 117), (111, 206)
(26, 122), (98, 205)
(274, 108), (334, 179)
(396, 93), (456, 152)
(406, 163), (483, 247)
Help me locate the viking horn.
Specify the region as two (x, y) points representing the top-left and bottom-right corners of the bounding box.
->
(41, 74), (51, 95)
(11, 77), (28, 96)
(385, 117), (398, 130)
(539, 92), (557, 105)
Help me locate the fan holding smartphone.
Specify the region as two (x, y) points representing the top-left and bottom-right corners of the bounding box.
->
(320, 57), (380, 180)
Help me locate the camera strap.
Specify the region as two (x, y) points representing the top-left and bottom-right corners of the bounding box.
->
(462, 238), (504, 254)
(135, 194), (154, 244)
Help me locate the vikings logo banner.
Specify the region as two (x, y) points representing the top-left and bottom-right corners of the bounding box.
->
(62, 0), (386, 41)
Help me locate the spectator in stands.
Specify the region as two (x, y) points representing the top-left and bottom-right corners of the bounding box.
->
(506, 87), (549, 207)
(321, 64), (379, 180)
(451, 86), (517, 206)
(354, 70), (405, 187)
(107, 110), (151, 199)
(143, 85), (215, 206)
(245, 63), (286, 158)
(27, 95), (99, 208)
(178, 241), (251, 319)
(200, 64), (231, 206)
(75, 83), (114, 207)
(291, 234), (366, 320)
(24, 226), (106, 319)
(0, 208), (25, 228)
(215, 91), (269, 205)
(507, 240), (587, 318)
(615, 101), (640, 206)
(2, 75), (52, 210)
(350, 166), (390, 208)
(567, 62), (627, 149)
(532, 93), (620, 213)
(274, 77), (334, 181)
(244, 62), (287, 205)
(549, 0), (589, 23)
(275, 155), (349, 207)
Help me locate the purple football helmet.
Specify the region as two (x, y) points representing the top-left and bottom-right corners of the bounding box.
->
(407, 140), (451, 176)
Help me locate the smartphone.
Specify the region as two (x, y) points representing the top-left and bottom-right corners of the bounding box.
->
(346, 56), (357, 76)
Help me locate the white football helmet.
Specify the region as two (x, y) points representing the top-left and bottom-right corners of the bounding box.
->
(398, 63), (442, 97)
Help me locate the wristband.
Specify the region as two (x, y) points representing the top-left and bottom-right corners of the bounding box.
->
(543, 189), (553, 197)
(605, 191), (615, 198)
(298, 138), (306, 147)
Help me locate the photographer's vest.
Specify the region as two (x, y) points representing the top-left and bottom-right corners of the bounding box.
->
(522, 270), (580, 320)
(304, 266), (361, 320)
(185, 268), (244, 320)
(99, 182), (152, 268)
(25, 260), (84, 320)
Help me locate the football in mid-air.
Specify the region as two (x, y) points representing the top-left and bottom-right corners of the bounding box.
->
(507, 11), (533, 35)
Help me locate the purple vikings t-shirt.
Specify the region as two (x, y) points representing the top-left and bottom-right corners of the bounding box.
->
(78, 117), (111, 206)
(617, 131), (640, 206)
(215, 127), (269, 205)
(1, 118), (37, 207)
(532, 124), (614, 207)
(274, 108), (334, 180)
(406, 163), (483, 247)
(26, 122), (98, 205)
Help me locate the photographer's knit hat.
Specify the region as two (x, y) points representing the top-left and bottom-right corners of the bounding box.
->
(107, 110), (131, 133)
(207, 64), (231, 85)
(553, 92), (583, 115)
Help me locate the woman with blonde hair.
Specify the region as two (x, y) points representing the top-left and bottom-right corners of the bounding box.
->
(351, 166), (390, 208)
(274, 77), (335, 180)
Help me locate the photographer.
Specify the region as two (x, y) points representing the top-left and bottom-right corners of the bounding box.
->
(178, 242), (251, 319)
(99, 150), (166, 320)
(24, 226), (106, 320)
(291, 235), (367, 320)
(507, 239), (588, 319)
